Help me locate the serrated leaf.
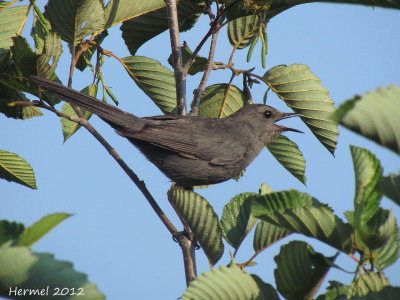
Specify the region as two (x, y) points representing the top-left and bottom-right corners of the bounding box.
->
(374, 222), (399, 270)
(379, 172), (400, 206)
(122, 56), (177, 115)
(61, 85), (96, 142)
(337, 85), (400, 155)
(36, 31), (62, 78)
(263, 64), (339, 155)
(0, 246), (105, 299)
(45, 0), (106, 45)
(121, 0), (203, 55)
(197, 84), (246, 118)
(18, 213), (72, 247)
(0, 5), (29, 69)
(0, 150), (36, 189)
(253, 220), (290, 252)
(0, 221), (24, 247)
(227, 11), (267, 49)
(251, 190), (353, 253)
(183, 264), (277, 300)
(348, 272), (389, 297)
(11, 36), (39, 77)
(267, 135), (306, 184)
(274, 241), (336, 300)
(168, 188), (223, 265)
(220, 193), (258, 250)
(350, 146), (383, 225)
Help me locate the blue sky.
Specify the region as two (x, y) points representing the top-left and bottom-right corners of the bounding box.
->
(1, 2), (400, 299)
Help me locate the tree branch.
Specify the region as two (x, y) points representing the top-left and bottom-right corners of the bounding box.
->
(165, 0), (186, 115)
(35, 100), (178, 235)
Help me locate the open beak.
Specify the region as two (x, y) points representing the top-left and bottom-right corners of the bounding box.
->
(276, 112), (304, 133)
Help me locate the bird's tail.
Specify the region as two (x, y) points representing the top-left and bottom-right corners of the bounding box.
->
(30, 76), (138, 130)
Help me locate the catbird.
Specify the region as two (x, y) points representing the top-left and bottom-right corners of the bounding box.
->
(30, 76), (302, 188)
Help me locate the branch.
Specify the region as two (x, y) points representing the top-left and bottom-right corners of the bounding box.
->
(35, 100), (178, 235)
(165, 0), (186, 115)
(191, 6), (219, 116)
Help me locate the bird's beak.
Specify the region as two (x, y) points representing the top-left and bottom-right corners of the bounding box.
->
(276, 112), (304, 133)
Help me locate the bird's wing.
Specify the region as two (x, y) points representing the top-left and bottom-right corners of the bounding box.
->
(120, 118), (245, 165)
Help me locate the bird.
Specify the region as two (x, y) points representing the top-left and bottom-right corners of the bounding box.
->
(30, 76), (303, 188)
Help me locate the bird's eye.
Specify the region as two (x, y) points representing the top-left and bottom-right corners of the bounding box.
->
(264, 110), (272, 119)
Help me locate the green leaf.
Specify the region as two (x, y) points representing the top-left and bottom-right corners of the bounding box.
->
(350, 146), (383, 226)
(348, 272), (389, 297)
(263, 64), (339, 155)
(379, 172), (400, 206)
(18, 213), (72, 247)
(227, 11), (267, 50)
(36, 31), (62, 78)
(220, 193), (258, 250)
(274, 241), (336, 300)
(359, 208), (396, 251)
(337, 85), (400, 155)
(0, 221), (24, 247)
(266, 135), (306, 184)
(61, 84), (96, 142)
(105, 0), (165, 29)
(11, 36), (39, 77)
(182, 264), (279, 300)
(349, 286), (400, 300)
(45, 0), (106, 45)
(168, 188), (224, 265)
(0, 5), (29, 70)
(0, 150), (37, 189)
(121, 0), (203, 55)
(258, 183), (273, 195)
(253, 220), (290, 253)
(316, 281), (349, 300)
(122, 56), (177, 115)
(0, 83), (42, 120)
(197, 84), (246, 118)
(0, 246), (105, 299)
(374, 221), (399, 270)
(251, 190), (353, 253)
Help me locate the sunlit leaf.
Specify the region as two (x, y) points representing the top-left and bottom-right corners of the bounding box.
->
(348, 272), (389, 297)
(337, 85), (400, 155)
(18, 213), (72, 247)
(197, 84), (246, 118)
(374, 222), (399, 270)
(122, 56), (177, 114)
(45, 0), (106, 45)
(183, 264), (279, 300)
(0, 150), (36, 189)
(121, 0), (203, 55)
(251, 190), (353, 253)
(253, 220), (290, 252)
(263, 64), (338, 155)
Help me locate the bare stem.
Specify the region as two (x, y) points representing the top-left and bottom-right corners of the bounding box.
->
(165, 0), (186, 115)
(191, 6), (219, 116)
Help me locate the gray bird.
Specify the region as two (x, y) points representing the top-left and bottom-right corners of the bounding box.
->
(30, 76), (303, 188)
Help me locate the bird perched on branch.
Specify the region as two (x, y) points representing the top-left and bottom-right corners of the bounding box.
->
(30, 76), (302, 188)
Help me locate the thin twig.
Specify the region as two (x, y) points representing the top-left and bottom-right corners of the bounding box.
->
(191, 5), (219, 116)
(165, 0), (187, 115)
